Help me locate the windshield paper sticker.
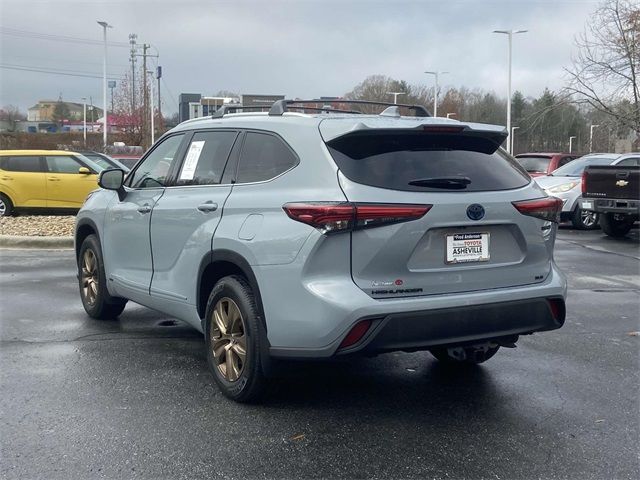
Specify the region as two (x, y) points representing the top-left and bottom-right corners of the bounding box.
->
(180, 141), (205, 180)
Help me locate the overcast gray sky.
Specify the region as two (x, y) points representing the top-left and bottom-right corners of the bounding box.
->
(0, 0), (599, 115)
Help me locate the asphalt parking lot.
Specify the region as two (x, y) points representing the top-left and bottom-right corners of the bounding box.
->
(1, 227), (638, 479)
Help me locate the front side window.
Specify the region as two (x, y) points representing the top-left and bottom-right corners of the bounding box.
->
(1, 156), (42, 172)
(176, 130), (237, 186)
(46, 156), (82, 174)
(236, 132), (298, 183)
(129, 134), (185, 188)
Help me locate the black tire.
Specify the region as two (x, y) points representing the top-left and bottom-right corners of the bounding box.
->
(78, 234), (127, 319)
(599, 212), (634, 238)
(571, 206), (599, 230)
(204, 275), (267, 402)
(0, 193), (14, 217)
(430, 345), (500, 365)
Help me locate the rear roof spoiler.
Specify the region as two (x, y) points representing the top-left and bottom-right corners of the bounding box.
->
(269, 99), (431, 117)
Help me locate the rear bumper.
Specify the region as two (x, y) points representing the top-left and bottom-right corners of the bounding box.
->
(581, 198), (639, 215)
(344, 297), (564, 355)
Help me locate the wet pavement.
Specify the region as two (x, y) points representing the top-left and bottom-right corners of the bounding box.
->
(0, 227), (638, 479)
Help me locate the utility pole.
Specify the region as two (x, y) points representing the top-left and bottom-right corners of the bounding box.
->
(569, 135), (577, 153)
(129, 34), (137, 115)
(142, 43), (149, 144)
(148, 71), (155, 145)
(156, 66), (162, 122)
(82, 97), (87, 146)
(511, 126), (520, 154)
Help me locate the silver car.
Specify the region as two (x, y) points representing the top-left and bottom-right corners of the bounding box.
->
(535, 153), (640, 229)
(75, 100), (568, 402)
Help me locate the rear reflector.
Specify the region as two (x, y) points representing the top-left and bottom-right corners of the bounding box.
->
(512, 197), (563, 223)
(547, 298), (566, 323)
(283, 202), (431, 234)
(338, 320), (372, 350)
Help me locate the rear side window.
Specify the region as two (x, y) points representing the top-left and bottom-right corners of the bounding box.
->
(616, 158), (639, 166)
(176, 130), (237, 186)
(516, 156), (551, 173)
(236, 132), (298, 183)
(46, 155), (82, 174)
(1, 156), (43, 172)
(328, 132), (530, 192)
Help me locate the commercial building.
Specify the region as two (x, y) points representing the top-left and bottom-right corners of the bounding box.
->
(178, 93), (285, 122)
(27, 100), (103, 122)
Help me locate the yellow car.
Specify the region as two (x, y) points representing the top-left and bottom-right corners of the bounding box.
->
(0, 150), (103, 216)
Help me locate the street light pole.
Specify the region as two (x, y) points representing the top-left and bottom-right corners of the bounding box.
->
(569, 135), (577, 153)
(97, 21), (112, 151)
(493, 29), (527, 154)
(589, 124), (600, 153)
(511, 126), (520, 154)
(148, 71), (155, 145)
(386, 92), (405, 104)
(424, 70), (448, 117)
(82, 97), (87, 147)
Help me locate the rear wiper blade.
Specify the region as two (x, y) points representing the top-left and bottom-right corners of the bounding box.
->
(408, 176), (472, 189)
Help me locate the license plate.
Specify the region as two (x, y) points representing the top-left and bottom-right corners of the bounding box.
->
(446, 232), (490, 264)
(580, 200), (594, 210)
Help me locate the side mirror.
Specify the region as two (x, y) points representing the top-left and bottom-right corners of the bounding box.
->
(78, 166), (91, 175)
(98, 168), (125, 191)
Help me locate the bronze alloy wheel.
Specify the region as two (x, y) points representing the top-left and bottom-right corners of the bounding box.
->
(81, 249), (99, 305)
(210, 297), (247, 382)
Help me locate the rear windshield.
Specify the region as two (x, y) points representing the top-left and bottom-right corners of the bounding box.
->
(551, 157), (614, 177)
(327, 132), (530, 192)
(516, 155), (551, 173)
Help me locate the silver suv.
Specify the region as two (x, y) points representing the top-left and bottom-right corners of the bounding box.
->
(75, 100), (567, 402)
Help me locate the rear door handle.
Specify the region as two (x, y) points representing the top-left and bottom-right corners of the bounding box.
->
(197, 202), (218, 213)
(0, 176), (13, 181)
(48, 177), (60, 182)
(137, 204), (152, 214)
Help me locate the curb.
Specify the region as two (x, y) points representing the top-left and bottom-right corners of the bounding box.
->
(0, 234), (74, 249)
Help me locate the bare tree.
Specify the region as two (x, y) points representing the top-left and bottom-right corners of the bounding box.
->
(565, 0), (639, 136)
(0, 105), (26, 131)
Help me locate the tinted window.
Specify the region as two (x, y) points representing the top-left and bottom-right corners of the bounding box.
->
(516, 156), (551, 173)
(328, 132), (530, 192)
(616, 158), (639, 166)
(551, 157), (615, 177)
(558, 156), (576, 167)
(1, 156), (42, 172)
(129, 134), (185, 188)
(176, 130), (237, 186)
(236, 132), (298, 183)
(46, 156), (82, 173)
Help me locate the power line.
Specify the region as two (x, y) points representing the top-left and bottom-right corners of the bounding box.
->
(0, 27), (129, 47)
(0, 63), (126, 80)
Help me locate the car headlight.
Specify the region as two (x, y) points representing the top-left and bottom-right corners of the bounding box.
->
(546, 181), (579, 194)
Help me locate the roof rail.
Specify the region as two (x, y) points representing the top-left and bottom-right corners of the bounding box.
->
(284, 105), (364, 115)
(269, 99), (431, 117)
(211, 104), (270, 119)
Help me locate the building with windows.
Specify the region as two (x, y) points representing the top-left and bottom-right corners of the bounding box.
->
(27, 100), (103, 122)
(178, 93), (285, 122)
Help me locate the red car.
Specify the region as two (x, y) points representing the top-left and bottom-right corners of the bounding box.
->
(515, 153), (580, 177)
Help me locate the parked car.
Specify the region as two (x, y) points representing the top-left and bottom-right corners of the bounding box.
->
(515, 153), (580, 177)
(109, 155), (140, 169)
(79, 151), (131, 172)
(581, 155), (639, 237)
(0, 150), (103, 216)
(534, 153), (638, 229)
(75, 100), (567, 402)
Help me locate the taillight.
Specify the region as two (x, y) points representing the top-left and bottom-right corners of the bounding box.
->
(283, 202), (431, 234)
(512, 197), (563, 223)
(581, 170), (587, 194)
